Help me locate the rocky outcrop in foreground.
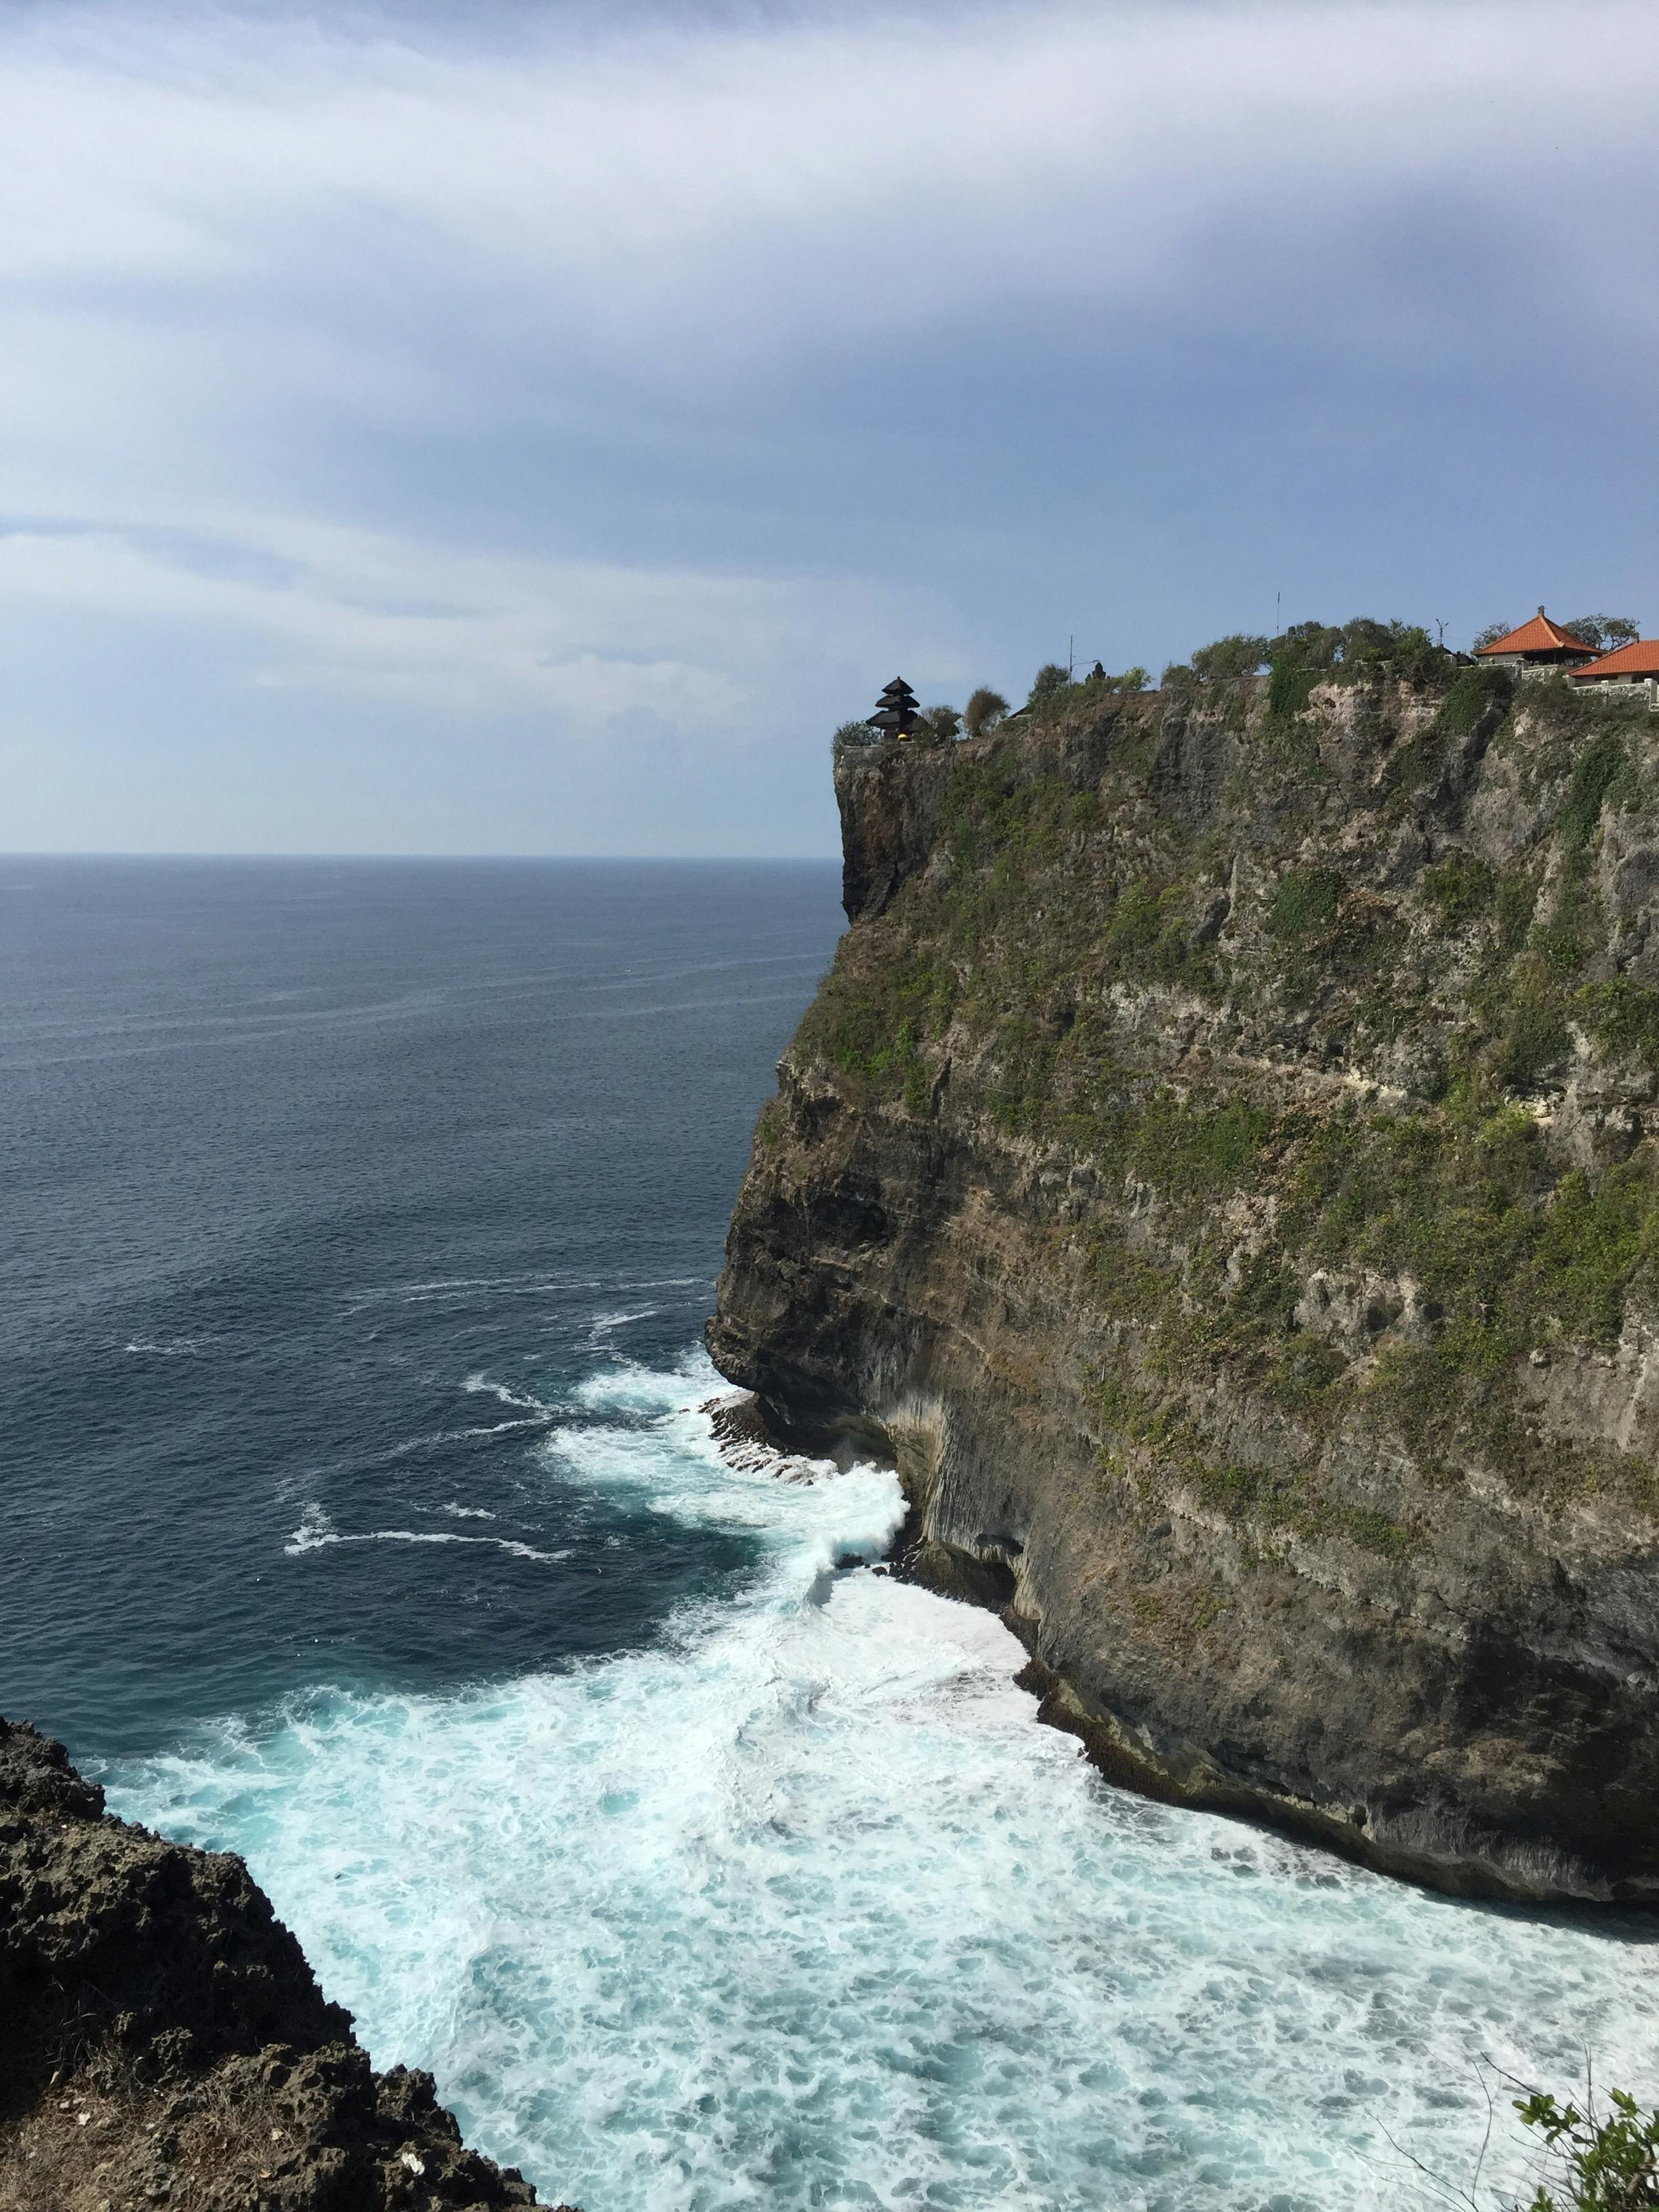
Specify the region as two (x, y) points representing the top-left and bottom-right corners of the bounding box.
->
(711, 663), (1659, 1903)
(0, 1718), (567, 2212)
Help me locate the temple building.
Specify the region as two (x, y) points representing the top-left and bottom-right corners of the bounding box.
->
(1473, 609), (1599, 670)
(866, 678), (920, 739)
(1568, 638), (1659, 705)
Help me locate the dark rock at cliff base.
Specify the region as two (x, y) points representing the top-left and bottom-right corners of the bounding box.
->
(710, 671), (1659, 1904)
(0, 1717), (579, 2212)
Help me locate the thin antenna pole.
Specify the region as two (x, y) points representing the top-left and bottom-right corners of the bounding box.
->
(1068, 634), (1074, 679)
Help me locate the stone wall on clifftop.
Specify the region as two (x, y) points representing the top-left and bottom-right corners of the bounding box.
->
(709, 666), (1659, 1902)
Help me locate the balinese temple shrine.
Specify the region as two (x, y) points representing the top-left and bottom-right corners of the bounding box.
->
(1474, 607), (1659, 705)
(1474, 609), (1600, 670)
(867, 678), (920, 739)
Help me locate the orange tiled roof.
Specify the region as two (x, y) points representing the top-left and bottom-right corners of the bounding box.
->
(1475, 610), (1598, 657)
(1569, 639), (1659, 681)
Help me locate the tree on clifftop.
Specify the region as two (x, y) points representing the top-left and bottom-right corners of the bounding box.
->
(1562, 615), (1642, 653)
(1190, 633), (1269, 680)
(1027, 662), (1071, 708)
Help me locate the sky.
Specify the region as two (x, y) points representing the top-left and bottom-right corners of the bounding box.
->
(3, 0), (1656, 857)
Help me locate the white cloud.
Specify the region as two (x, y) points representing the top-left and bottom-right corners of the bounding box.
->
(5, 2), (1655, 340)
(1, 0), (1656, 845)
(0, 508), (960, 726)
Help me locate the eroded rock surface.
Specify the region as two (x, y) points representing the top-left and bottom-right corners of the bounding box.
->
(0, 1718), (573, 2212)
(710, 669), (1659, 1902)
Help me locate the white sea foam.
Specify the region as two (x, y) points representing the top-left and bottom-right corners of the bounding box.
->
(118, 1359), (1659, 2212)
(300, 1529), (567, 1563)
(283, 1503), (564, 1563)
(386, 1418), (551, 1457)
(589, 1307), (659, 1335)
(463, 1372), (564, 1417)
(285, 1502), (335, 1553)
(441, 1503), (497, 1521)
(344, 1273), (705, 1314)
(571, 1353), (725, 1421)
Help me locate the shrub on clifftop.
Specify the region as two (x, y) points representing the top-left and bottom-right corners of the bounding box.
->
(1265, 616), (1449, 686)
(964, 687), (1009, 738)
(916, 704), (963, 743)
(832, 718), (880, 762)
(1191, 634), (1270, 680)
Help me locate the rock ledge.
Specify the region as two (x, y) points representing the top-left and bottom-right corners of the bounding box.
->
(0, 1717), (577, 2212)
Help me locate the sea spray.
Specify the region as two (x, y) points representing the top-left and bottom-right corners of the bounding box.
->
(112, 1359), (1659, 2212)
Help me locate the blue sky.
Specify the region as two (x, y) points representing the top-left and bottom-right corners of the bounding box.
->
(3, 0), (1656, 855)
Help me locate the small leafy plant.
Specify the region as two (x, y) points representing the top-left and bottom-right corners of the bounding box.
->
(1387, 2074), (1659, 2211)
(1512, 2085), (1659, 2211)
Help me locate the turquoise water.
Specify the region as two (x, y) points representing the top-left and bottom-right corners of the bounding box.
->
(5, 858), (1653, 2211)
(113, 1361), (1659, 2212)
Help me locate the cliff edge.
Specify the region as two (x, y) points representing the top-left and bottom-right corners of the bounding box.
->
(0, 1717), (569, 2212)
(710, 665), (1659, 1902)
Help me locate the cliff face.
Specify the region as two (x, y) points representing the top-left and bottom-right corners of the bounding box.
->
(710, 668), (1659, 1903)
(0, 1718), (568, 2212)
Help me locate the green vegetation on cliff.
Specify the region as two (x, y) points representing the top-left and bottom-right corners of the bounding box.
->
(715, 635), (1659, 1898)
(802, 654), (1659, 1533)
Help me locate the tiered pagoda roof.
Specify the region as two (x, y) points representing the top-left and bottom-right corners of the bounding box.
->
(867, 677), (919, 737)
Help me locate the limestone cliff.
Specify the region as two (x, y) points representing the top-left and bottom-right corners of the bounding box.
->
(710, 664), (1659, 1903)
(0, 1718), (571, 2212)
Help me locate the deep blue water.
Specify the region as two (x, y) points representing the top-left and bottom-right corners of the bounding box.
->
(1, 857), (842, 1756)
(4, 856), (1654, 2212)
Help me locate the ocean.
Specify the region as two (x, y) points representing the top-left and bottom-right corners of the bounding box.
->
(2, 855), (1653, 2212)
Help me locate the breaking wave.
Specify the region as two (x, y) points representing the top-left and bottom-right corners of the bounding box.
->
(112, 1359), (1659, 2212)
